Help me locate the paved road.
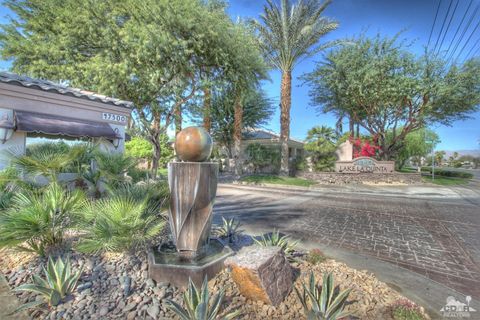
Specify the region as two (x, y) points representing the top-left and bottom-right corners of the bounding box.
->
(213, 183), (480, 302)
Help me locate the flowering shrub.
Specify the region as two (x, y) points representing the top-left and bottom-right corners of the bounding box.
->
(389, 299), (425, 320)
(350, 136), (381, 158)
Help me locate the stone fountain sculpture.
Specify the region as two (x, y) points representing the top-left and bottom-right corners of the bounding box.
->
(148, 126), (232, 288)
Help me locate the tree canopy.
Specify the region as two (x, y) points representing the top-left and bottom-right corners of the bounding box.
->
(393, 128), (440, 169)
(303, 34), (480, 160)
(252, 0), (338, 174)
(0, 0), (267, 174)
(304, 125), (338, 171)
(194, 85), (274, 157)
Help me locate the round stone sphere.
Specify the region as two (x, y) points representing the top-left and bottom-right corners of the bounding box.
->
(175, 126), (213, 162)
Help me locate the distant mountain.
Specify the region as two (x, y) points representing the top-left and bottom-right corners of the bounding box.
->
(442, 150), (480, 158)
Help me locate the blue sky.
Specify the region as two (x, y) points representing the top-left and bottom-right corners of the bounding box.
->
(0, 0), (479, 151)
(226, 0), (480, 151)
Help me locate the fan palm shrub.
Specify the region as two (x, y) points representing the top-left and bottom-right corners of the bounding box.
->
(13, 143), (85, 181)
(76, 195), (166, 253)
(0, 166), (22, 209)
(13, 256), (82, 312)
(166, 277), (240, 320)
(0, 182), (86, 256)
(295, 272), (352, 320)
(252, 0), (338, 174)
(253, 229), (298, 255)
(93, 151), (137, 188)
(112, 180), (170, 215)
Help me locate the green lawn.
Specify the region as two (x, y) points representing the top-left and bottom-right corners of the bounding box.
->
(240, 174), (317, 187)
(422, 176), (471, 186)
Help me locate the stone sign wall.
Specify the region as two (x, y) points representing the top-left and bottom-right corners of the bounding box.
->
(335, 156), (395, 173)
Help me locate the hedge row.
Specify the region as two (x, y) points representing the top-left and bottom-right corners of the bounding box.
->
(421, 167), (473, 179)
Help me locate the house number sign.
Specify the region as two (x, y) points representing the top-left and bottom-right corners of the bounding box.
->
(102, 112), (127, 123)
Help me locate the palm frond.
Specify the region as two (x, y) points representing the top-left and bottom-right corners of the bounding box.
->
(76, 195), (166, 253)
(254, 0), (338, 71)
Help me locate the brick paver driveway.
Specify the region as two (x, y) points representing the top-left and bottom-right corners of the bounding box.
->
(214, 184), (480, 300)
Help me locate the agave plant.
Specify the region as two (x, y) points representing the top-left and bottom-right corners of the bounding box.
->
(0, 182), (86, 256)
(76, 195), (166, 253)
(295, 272), (352, 320)
(166, 277), (240, 320)
(253, 229), (298, 254)
(215, 217), (243, 244)
(82, 166), (104, 198)
(13, 256), (83, 312)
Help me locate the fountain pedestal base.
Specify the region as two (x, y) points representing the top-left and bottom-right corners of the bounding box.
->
(148, 239), (233, 288)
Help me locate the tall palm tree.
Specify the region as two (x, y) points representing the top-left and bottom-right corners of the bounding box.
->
(253, 0), (338, 175)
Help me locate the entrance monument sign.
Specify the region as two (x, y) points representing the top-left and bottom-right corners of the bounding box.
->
(335, 156), (395, 173)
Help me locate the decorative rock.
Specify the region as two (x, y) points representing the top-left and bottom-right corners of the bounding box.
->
(127, 310), (137, 320)
(123, 276), (132, 297)
(147, 304), (160, 319)
(77, 282), (93, 291)
(123, 302), (137, 312)
(225, 246), (292, 306)
(99, 306), (109, 316)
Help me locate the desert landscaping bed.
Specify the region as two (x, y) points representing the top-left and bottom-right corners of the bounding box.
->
(0, 241), (429, 320)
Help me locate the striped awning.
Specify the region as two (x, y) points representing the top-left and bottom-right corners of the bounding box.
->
(14, 111), (121, 140)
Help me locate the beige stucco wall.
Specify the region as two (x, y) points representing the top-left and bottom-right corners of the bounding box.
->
(0, 83), (130, 170)
(335, 140), (353, 161)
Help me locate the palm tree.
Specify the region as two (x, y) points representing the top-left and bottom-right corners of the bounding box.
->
(253, 0), (338, 175)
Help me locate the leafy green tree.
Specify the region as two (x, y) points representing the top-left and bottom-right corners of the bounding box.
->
(195, 86), (274, 157)
(0, 0), (258, 175)
(394, 128), (440, 169)
(304, 126), (338, 171)
(252, 0), (338, 174)
(303, 34), (480, 160)
(125, 137), (153, 162)
(225, 23), (269, 175)
(434, 150), (446, 166)
(245, 143), (281, 173)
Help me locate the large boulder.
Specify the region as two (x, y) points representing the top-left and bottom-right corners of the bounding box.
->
(225, 246), (292, 306)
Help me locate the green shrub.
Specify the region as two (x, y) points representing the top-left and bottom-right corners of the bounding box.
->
(253, 229), (298, 255)
(77, 195), (166, 253)
(306, 248), (327, 265)
(245, 143), (281, 173)
(215, 217), (243, 244)
(127, 166), (151, 183)
(166, 277), (240, 320)
(13, 146), (80, 181)
(13, 256), (82, 312)
(421, 167), (473, 179)
(112, 180), (170, 214)
(0, 167), (21, 209)
(390, 299), (425, 320)
(296, 272), (352, 320)
(0, 182), (86, 256)
(26, 141), (71, 157)
(94, 151), (137, 187)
